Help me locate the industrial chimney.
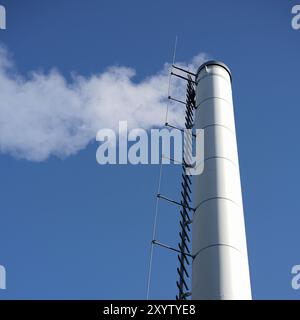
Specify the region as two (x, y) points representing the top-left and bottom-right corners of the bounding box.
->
(192, 61), (252, 300)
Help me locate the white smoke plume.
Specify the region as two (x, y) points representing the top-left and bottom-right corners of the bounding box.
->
(0, 45), (207, 161)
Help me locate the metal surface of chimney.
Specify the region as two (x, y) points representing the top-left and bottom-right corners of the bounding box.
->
(192, 61), (252, 300)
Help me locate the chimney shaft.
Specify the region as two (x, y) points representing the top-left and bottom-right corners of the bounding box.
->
(192, 61), (252, 299)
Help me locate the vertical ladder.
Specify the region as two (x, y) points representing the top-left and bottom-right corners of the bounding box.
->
(147, 67), (196, 300)
(176, 75), (195, 300)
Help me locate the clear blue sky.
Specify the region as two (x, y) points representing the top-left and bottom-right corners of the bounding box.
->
(0, 0), (300, 299)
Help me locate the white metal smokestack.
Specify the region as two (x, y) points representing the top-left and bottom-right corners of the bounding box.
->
(192, 61), (252, 300)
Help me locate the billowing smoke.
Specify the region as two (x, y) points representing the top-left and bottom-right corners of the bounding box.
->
(0, 45), (207, 161)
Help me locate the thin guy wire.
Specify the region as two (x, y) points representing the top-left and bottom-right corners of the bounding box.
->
(147, 36), (178, 300)
(146, 160), (163, 300)
(165, 35), (178, 124)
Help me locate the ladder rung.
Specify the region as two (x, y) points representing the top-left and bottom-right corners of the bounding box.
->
(178, 243), (191, 265)
(178, 255), (190, 278)
(172, 64), (197, 77)
(177, 268), (189, 291)
(171, 72), (197, 84)
(180, 224), (191, 244)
